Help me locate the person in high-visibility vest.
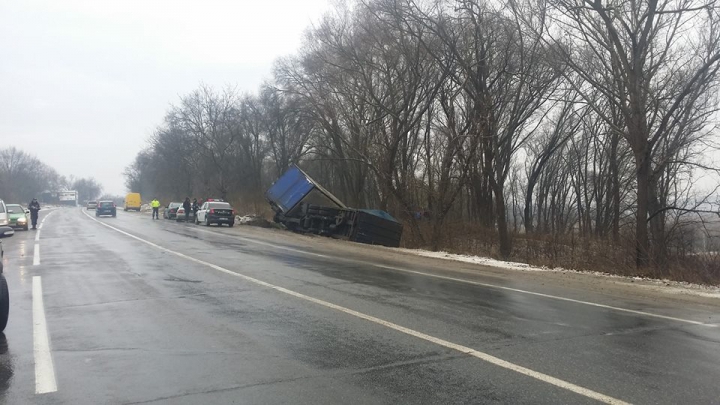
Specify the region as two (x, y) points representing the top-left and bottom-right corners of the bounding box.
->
(151, 198), (161, 220)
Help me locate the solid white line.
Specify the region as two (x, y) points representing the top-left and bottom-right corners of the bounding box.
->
(35, 230), (41, 242)
(371, 264), (715, 327)
(33, 244), (40, 266)
(83, 211), (630, 404)
(33, 276), (58, 394)
(38, 224), (43, 230)
(191, 228), (715, 328)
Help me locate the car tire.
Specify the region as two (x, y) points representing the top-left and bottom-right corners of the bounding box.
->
(228, 222), (234, 227)
(206, 217), (210, 226)
(0, 275), (9, 332)
(23, 225), (28, 231)
(195, 216), (199, 225)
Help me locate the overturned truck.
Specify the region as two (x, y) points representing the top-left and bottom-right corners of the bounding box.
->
(266, 165), (403, 248)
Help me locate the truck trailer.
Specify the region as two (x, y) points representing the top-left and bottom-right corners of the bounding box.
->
(266, 165), (403, 247)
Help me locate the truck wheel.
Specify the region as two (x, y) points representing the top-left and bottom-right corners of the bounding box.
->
(0, 275), (9, 331)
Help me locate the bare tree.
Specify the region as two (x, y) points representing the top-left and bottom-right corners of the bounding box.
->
(539, 0), (720, 267)
(0, 147), (62, 203)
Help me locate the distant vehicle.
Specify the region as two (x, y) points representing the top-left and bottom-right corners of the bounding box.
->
(0, 224), (14, 331)
(58, 190), (78, 207)
(96, 200), (117, 217)
(124, 193), (142, 212)
(86, 201), (98, 210)
(196, 201), (235, 227)
(163, 202), (182, 219)
(5, 204), (29, 231)
(175, 206), (194, 222)
(0, 200), (8, 228)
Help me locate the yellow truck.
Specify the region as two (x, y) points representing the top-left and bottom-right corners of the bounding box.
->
(124, 193), (142, 211)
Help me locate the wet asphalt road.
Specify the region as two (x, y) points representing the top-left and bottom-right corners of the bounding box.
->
(0, 207), (719, 404)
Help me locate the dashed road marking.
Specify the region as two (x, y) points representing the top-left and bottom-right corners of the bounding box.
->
(33, 276), (58, 394)
(84, 210), (631, 404)
(33, 244), (40, 266)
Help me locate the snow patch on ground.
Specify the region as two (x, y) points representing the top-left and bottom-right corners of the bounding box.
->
(400, 248), (720, 299)
(236, 215), (276, 228)
(237, 215), (259, 224)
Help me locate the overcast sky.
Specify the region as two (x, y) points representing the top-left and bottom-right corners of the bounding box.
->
(0, 0), (330, 195)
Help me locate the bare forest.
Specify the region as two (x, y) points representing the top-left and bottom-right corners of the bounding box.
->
(0, 147), (102, 204)
(125, 0), (720, 283)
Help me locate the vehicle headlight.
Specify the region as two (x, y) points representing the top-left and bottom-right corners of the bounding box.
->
(17, 217), (27, 223)
(0, 219), (7, 226)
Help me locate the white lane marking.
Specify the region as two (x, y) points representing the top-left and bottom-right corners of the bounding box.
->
(33, 244), (40, 266)
(33, 276), (58, 394)
(41, 212), (52, 224)
(190, 228), (716, 328)
(84, 211), (629, 404)
(371, 264), (716, 327)
(35, 230), (41, 242)
(38, 224), (43, 230)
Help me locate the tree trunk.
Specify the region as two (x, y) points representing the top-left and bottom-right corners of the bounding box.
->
(635, 151), (651, 268)
(610, 132), (620, 243)
(648, 177), (668, 271)
(492, 181), (512, 259)
(430, 212), (447, 251)
(524, 181), (536, 234)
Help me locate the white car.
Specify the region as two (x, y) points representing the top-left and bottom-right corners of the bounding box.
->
(175, 205), (195, 222)
(0, 200), (7, 227)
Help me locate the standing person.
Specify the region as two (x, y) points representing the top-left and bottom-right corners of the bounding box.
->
(183, 197), (191, 222)
(151, 198), (161, 220)
(192, 198), (199, 217)
(28, 198), (41, 229)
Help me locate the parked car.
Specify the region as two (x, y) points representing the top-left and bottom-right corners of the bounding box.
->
(0, 200), (8, 228)
(0, 225), (15, 331)
(86, 201), (98, 210)
(175, 205), (195, 222)
(196, 201), (235, 227)
(5, 204), (29, 230)
(163, 202), (182, 219)
(96, 200), (117, 217)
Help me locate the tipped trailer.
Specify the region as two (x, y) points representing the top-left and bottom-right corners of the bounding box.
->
(266, 165), (403, 247)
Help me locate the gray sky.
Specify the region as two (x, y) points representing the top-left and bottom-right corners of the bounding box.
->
(0, 0), (330, 195)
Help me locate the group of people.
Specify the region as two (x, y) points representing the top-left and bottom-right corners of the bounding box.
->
(150, 197), (202, 221)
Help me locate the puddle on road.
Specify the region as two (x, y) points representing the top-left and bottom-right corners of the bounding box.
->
(163, 276), (202, 283)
